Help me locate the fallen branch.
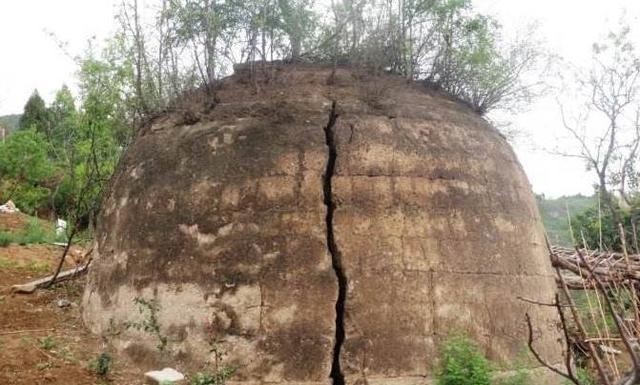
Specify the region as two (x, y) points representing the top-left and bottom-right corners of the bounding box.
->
(576, 247), (640, 384)
(517, 295), (570, 307)
(555, 267), (611, 385)
(545, 238), (612, 384)
(31, 343), (56, 361)
(0, 328), (55, 336)
(551, 245), (640, 290)
(10, 252), (92, 294)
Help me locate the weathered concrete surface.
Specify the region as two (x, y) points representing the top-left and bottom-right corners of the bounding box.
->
(82, 65), (563, 385)
(331, 92), (563, 384)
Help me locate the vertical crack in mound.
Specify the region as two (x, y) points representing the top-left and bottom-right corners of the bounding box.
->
(323, 101), (346, 385)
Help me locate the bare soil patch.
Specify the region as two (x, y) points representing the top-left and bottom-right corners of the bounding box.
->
(0, 215), (139, 385)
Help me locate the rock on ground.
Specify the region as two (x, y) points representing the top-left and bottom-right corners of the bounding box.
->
(144, 368), (185, 384)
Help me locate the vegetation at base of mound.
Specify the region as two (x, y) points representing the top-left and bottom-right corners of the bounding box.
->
(436, 335), (534, 385)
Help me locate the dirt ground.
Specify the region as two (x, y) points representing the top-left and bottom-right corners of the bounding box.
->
(0, 212), (37, 233)
(0, 215), (139, 385)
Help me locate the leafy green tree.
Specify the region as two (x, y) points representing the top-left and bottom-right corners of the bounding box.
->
(19, 90), (49, 133)
(45, 49), (132, 285)
(572, 197), (640, 252)
(55, 51), (128, 225)
(277, 0), (317, 61)
(46, 85), (81, 216)
(0, 129), (54, 213)
(560, 24), (640, 249)
(536, 194), (596, 247)
(317, 0), (541, 114)
(168, 0), (238, 91)
(48, 85), (78, 150)
(430, 11), (539, 114)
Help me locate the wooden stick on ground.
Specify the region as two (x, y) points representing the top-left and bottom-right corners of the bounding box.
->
(10, 251), (92, 294)
(0, 328), (55, 336)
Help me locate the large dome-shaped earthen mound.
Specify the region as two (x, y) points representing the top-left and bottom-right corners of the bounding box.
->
(83, 65), (562, 384)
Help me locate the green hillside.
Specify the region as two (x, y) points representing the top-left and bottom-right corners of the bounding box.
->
(536, 194), (595, 246)
(0, 114), (21, 133)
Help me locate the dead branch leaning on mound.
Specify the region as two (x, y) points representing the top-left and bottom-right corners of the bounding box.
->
(551, 246), (640, 288)
(525, 293), (582, 385)
(526, 241), (640, 385)
(576, 247), (640, 385)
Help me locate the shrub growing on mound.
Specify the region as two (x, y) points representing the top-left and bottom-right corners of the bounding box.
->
(437, 335), (492, 385)
(437, 335), (534, 385)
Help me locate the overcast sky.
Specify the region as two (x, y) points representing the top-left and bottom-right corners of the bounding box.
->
(1, 0), (640, 198)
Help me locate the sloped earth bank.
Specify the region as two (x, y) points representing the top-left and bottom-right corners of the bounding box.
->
(0, 243), (139, 384)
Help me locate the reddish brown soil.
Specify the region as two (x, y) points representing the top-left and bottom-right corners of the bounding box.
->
(0, 215), (139, 385)
(0, 212), (32, 233)
(0, 211), (57, 236)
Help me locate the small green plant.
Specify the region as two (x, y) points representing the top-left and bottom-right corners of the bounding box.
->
(190, 367), (236, 385)
(124, 297), (168, 352)
(19, 218), (49, 244)
(39, 336), (56, 351)
(88, 352), (112, 377)
(436, 335), (492, 385)
(562, 368), (595, 385)
(0, 231), (11, 247)
(191, 323), (236, 385)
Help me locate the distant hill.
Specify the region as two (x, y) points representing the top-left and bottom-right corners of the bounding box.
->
(536, 194), (595, 247)
(0, 114), (21, 134)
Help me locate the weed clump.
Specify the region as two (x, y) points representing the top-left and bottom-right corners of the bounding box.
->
(436, 335), (532, 385)
(39, 336), (56, 351)
(88, 352), (112, 377)
(18, 218), (49, 244)
(190, 368), (235, 385)
(437, 335), (492, 385)
(0, 231), (11, 247)
(1, 217), (56, 246)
